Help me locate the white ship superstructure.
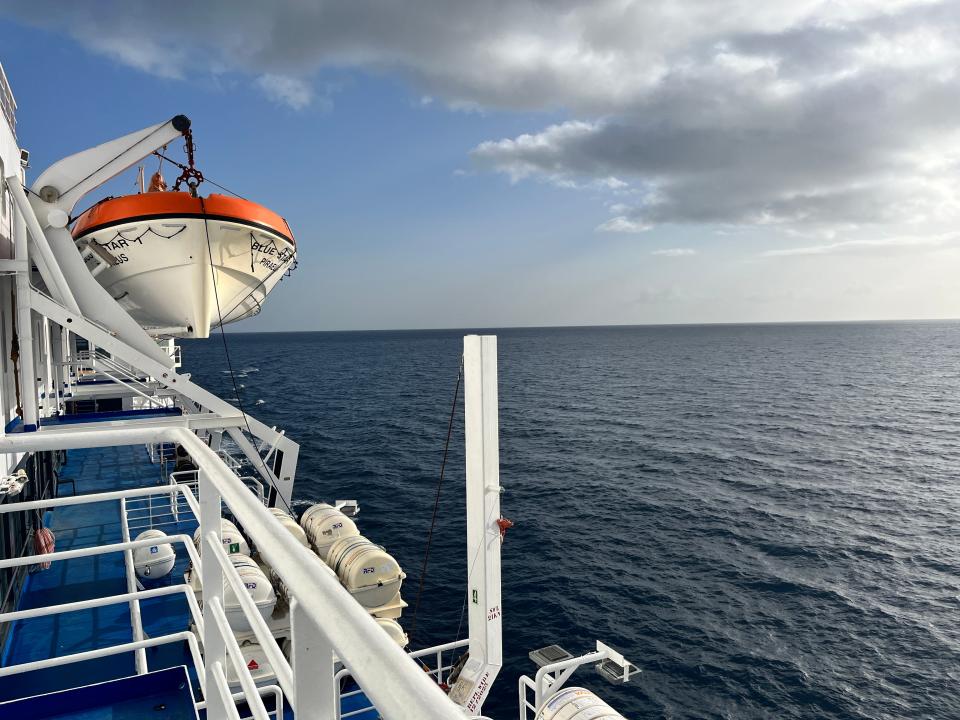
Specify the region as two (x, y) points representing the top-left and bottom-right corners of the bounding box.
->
(0, 62), (635, 719)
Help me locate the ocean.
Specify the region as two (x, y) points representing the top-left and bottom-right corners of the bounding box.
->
(181, 322), (960, 719)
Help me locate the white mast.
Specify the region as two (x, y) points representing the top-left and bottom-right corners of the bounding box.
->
(449, 334), (504, 715)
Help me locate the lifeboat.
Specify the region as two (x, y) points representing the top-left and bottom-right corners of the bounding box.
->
(71, 191), (296, 338)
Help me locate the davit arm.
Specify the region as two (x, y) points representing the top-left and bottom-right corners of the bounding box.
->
(23, 115), (192, 368)
(30, 115), (191, 217)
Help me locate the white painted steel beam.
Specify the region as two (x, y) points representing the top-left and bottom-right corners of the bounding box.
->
(449, 335), (504, 715)
(5, 174), (80, 314)
(291, 596), (336, 719)
(200, 469), (230, 720)
(11, 197), (38, 430)
(28, 288), (300, 489)
(30, 118), (185, 216)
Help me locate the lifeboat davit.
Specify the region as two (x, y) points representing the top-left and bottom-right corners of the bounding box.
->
(71, 192), (296, 338)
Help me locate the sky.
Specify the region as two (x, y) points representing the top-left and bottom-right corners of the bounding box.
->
(2, 1), (960, 331)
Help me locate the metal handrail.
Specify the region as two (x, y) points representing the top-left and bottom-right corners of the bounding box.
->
(0, 631), (204, 690)
(334, 639), (470, 719)
(0, 584), (203, 636)
(0, 426), (468, 720)
(204, 532), (294, 697)
(208, 596), (271, 720)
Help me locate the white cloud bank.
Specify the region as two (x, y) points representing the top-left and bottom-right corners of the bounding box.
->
(652, 248), (697, 257)
(255, 74), (313, 110)
(5, 0), (960, 240)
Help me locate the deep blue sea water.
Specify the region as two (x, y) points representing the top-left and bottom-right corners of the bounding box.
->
(181, 322), (960, 719)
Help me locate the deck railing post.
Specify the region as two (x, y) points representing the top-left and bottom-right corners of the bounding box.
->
(199, 466), (228, 717)
(119, 496), (147, 674)
(291, 596), (336, 719)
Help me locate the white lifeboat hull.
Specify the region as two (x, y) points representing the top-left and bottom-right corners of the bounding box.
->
(71, 192), (296, 338)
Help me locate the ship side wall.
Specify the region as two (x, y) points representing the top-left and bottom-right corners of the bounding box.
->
(0, 68), (62, 654)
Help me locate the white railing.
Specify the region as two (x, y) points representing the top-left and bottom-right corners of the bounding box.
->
(0, 425), (468, 720)
(238, 474), (266, 503)
(334, 639), (470, 720)
(147, 441), (177, 464)
(516, 644), (635, 720)
(218, 447), (243, 471)
(0, 484), (204, 684)
(72, 349), (149, 387)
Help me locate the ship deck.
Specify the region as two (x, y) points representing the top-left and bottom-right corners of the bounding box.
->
(0, 435), (378, 719)
(0, 442), (198, 703)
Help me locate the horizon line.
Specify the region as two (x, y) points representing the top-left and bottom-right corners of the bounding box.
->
(216, 316), (960, 336)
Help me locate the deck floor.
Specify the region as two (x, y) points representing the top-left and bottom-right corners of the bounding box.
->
(0, 444), (197, 702)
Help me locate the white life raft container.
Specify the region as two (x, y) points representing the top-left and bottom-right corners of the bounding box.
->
(367, 593), (408, 620)
(193, 518), (250, 557)
(300, 503), (359, 560)
(535, 687), (627, 720)
(268, 552), (338, 605)
(223, 555), (276, 632)
(326, 535), (405, 609)
(225, 640), (275, 689)
(375, 617), (408, 648)
(133, 529), (176, 579)
(269, 507), (309, 547)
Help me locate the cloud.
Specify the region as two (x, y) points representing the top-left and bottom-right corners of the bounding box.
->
(761, 232), (960, 257)
(652, 248), (697, 256)
(4, 0), (960, 238)
(596, 216), (651, 233)
(255, 74), (313, 110)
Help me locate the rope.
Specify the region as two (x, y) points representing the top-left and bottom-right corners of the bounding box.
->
(407, 359), (463, 647)
(199, 198), (294, 515)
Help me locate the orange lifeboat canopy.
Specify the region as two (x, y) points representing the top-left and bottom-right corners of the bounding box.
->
(72, 192), (295, 245)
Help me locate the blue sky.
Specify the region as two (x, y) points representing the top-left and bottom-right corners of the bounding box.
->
(3, 3), (959, 330)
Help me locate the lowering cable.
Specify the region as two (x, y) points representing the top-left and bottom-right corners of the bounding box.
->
(199, 197), (294, 516)
(407, 358), (463, 647)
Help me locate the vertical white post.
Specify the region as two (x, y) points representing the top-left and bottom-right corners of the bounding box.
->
(290, 596), (336, 719)
(50, 325), (63, 414)
(12, 207), (37, 430)
(119, 497), (147, 674)
(41, 317), (54, 414)
(199, 468), (228, 717)
(449, 335), (503, 716)
(63, 329), (74, 401)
